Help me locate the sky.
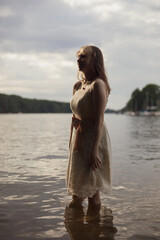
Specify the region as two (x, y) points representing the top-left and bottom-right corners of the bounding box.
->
(0, 0), (160, 110)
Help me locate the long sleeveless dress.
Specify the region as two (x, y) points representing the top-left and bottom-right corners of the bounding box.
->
(66, 82), (112, 198)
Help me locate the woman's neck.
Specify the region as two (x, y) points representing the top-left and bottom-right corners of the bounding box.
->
(84, 71), (97, 83)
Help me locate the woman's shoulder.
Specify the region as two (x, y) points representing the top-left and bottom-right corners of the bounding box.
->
(73, 80), (82, 93)
(91, 78), (106, 90)
(91, 78), (109, 96)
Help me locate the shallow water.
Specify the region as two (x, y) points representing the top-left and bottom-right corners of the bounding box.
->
(0, 114), (160, 240)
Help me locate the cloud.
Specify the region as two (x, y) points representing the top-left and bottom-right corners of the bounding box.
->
(0, 0), (98, 53)
(0, 0), (160, 109)
(0, 51), (76, 101)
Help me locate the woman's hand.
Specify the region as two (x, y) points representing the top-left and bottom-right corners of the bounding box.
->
(89, 152), (102, 171)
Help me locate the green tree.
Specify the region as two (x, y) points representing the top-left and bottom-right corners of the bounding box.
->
(0, 93), (72, 113)
(123, 84), (160, 112)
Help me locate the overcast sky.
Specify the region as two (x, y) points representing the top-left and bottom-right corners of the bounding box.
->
(0, 0), (160, 109)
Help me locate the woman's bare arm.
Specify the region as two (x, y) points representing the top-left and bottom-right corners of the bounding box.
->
(90, 79), (107, 170)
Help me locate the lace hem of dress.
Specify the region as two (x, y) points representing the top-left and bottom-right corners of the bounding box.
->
(67, 185), (112, 198)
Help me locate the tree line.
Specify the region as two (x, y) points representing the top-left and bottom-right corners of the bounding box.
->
(0, 93), (116, 114)
(1, 84), (159, 114)
(0, 93), (72, 113)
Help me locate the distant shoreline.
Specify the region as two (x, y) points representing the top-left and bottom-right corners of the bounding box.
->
(0, 93), (117, 114)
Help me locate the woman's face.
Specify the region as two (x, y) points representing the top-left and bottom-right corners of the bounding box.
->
(77, 47), (91, 73)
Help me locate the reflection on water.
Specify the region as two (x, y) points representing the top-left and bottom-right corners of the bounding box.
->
(0, 114), (160, 240)
(64, 205), (117, 240)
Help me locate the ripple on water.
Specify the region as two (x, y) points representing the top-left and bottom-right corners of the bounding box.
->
(0, 114), (160, 239)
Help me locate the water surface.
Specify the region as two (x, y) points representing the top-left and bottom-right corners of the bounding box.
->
(0, 114), (159, 240)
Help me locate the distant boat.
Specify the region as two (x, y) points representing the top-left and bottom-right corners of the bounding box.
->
(154, 111), (160, 116)
(138, 111), (160, 116)
(138, 111), (153, 116)
(139, 106), (160, 116)
(125, 111), (137, 116)
(125, 108), (160, 116)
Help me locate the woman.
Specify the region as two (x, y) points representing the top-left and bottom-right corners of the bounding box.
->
(66, 45), (111, 208)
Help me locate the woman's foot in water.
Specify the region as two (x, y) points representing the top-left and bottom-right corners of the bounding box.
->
(69, 195), (84, 208)
(88, 191), (101, 208)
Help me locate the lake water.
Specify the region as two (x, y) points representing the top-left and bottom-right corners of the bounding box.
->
(0, 114), (160, 240)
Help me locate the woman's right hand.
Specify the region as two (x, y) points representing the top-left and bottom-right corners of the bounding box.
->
(89, 152), (102, 171)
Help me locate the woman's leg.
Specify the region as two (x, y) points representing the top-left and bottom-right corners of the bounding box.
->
(88, 191), (101, 206)
(69, 195), (84, 208)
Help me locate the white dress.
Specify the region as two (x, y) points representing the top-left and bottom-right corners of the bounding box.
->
(66, 82), (112, 198)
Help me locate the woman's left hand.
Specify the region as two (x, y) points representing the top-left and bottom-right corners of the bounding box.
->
(89, 152), (102, 171)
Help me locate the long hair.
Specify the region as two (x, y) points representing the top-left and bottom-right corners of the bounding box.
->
(77, 45), (111, 94)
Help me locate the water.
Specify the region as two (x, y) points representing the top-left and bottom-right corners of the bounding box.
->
(0, 114), (160, 240)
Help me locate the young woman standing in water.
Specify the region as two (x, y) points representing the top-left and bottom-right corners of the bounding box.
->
(66, 45), (112, 208)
